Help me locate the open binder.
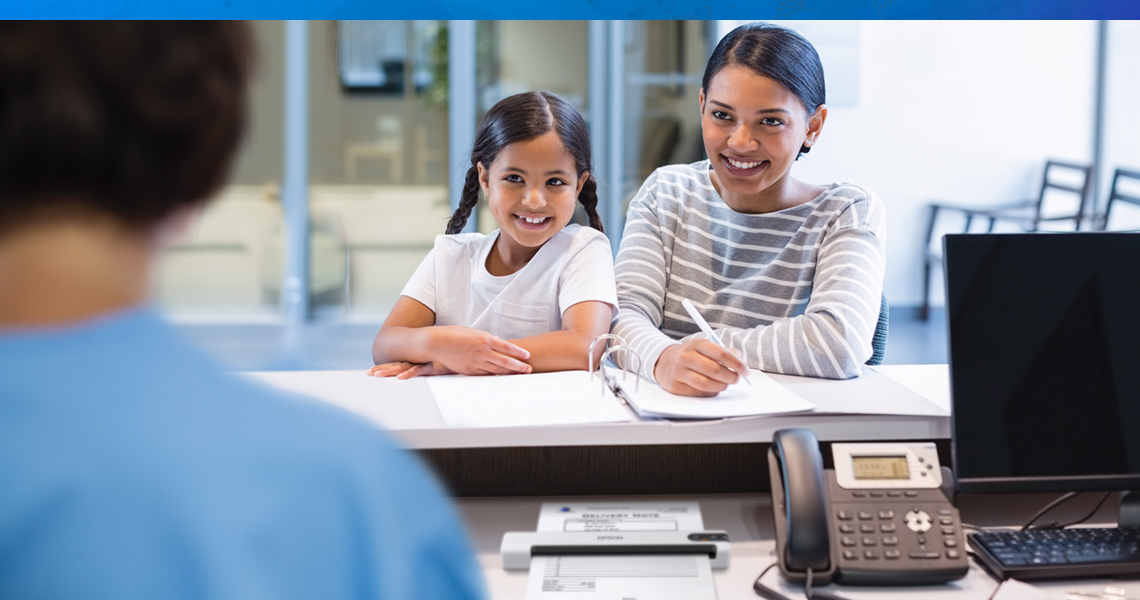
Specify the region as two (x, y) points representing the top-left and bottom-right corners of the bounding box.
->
(588, 334), (816, 420)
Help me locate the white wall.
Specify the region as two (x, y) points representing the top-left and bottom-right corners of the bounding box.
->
(783, 21), (1098, 307)
(1103, 21), (1140, 231)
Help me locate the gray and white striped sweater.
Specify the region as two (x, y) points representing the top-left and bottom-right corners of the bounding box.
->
(611, 161), (887, 380)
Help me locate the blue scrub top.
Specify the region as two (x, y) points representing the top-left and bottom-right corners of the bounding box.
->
(0, 307), (486, 600)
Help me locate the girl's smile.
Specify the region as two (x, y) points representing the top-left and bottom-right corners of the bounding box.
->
(514, 213), (552, 229)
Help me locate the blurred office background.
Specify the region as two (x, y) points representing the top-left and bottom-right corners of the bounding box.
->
(159, 20), (1140, 370)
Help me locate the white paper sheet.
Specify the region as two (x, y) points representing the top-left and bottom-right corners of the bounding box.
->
(770, 366), (949, 416)
(526, 555), (716, 599)
(426, 371), (633, 428)
(537, 502), (705, 532)
(607, 367), (814, 419)
(527, 502), (716, 600)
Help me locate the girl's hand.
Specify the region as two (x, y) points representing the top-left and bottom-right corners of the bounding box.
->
(367, 361), (456, 379)
(430, 326), (533, 376)
(652, 338), (746, 397)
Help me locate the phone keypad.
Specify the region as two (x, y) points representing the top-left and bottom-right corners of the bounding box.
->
(832, 488), (965, 565)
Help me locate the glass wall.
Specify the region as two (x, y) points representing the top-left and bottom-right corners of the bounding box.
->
(616, 21), (710, 231)
(304, 20), (450, 321)
(152, 20), (286, 322)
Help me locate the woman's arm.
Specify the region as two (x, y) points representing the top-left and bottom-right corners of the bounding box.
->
(507, 300), (614, 373)
(715, 223), (885, 379)
(610, 182), (748, 395)
(705, 193), (887, 379)
(609, 177), (679, 377)
(370, 295), (532, 376)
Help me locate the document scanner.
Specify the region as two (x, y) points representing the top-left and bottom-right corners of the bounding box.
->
(500, 531), (731, 570)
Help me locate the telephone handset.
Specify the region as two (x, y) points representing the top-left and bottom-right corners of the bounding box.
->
(760, 428), (968, 596)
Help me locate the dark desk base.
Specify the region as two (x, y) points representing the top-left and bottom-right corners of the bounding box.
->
(421, 439), (953, 497)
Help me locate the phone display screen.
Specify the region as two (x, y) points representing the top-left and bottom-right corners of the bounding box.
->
(851, 456), (909, 480)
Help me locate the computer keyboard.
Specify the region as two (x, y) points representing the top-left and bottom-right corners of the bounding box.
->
(969, 527), (1140, 580)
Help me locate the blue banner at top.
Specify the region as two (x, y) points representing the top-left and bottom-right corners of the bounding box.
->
(7, 0), (1140, 19)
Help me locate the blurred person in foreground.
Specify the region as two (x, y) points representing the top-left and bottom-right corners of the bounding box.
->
(0, 22), (486, 600)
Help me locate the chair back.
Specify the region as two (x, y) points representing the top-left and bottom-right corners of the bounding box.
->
(865, 295), (889, 366)
(1099, 168), (1140, 230)
(1033, 160), (1093, 230)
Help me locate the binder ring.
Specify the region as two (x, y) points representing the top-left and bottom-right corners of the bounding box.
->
(588, 334), (628, 375)
(600, 345), (641, 394)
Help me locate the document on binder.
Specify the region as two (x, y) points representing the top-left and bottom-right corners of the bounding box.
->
(526, 502), (717, 600)
(605, 366), (814, 420)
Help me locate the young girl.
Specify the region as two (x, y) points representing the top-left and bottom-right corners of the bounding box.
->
(611, 22), (887, 396)
(369, 92), (617, 379)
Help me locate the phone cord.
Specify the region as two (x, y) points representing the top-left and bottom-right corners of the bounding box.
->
(752, 564), (857, 600)
(804, 568), (856, 600)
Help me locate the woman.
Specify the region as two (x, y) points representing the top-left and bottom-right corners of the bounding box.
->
(612, 22), (886, 396)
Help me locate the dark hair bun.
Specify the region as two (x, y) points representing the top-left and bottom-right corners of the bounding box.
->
(0, 22), (253, 227)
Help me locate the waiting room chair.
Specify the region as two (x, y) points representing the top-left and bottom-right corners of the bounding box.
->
(865, 295), (889, 366)
(1095, 167), (1140, 231)
(919, 159), (1093, 320)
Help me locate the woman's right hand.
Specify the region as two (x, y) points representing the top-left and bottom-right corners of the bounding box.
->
(653, 338), (747, 397)
(428, 326), (533, 376)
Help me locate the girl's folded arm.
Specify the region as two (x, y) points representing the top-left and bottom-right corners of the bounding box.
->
(371, 295), (439, 365)
(508, 300), (614, 373)
(372, 295), (532, 375)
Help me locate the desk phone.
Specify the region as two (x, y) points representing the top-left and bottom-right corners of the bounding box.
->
(766, 429), (968, 588)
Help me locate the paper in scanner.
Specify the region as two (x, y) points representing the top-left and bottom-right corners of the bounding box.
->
(525, 502), (718, 600)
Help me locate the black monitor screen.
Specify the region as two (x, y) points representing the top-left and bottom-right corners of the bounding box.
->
(946, 233), (1140, 493)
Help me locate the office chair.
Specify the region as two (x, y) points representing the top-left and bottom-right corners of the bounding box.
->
(919, 159), (1093, 320)
(865, 295), (888, 366)
(1096, 167), (1140, 231)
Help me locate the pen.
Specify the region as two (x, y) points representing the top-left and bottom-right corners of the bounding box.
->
(680, 298), (752, 386)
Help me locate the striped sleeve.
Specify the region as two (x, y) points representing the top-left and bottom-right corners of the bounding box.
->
(610, 174), (681, 382)
(718, 197), (887, 379)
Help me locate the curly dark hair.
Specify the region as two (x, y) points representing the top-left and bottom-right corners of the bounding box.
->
(0, 21), (253, 228)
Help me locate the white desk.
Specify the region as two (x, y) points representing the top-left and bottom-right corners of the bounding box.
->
(459, 493), (1140, 600)
(246, 364), (952, 450)
(250, 365), (1140, 597)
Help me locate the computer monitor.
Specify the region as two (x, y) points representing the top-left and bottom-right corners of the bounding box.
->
(945, 232), (1140, 494)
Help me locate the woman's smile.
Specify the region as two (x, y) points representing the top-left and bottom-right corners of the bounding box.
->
(721, 155), (769, 177)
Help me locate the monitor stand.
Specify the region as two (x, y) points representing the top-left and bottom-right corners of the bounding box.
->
(1119, 491), (1140, 527)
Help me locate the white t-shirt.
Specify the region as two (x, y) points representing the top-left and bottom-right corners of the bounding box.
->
(401, 224), (618, 341)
